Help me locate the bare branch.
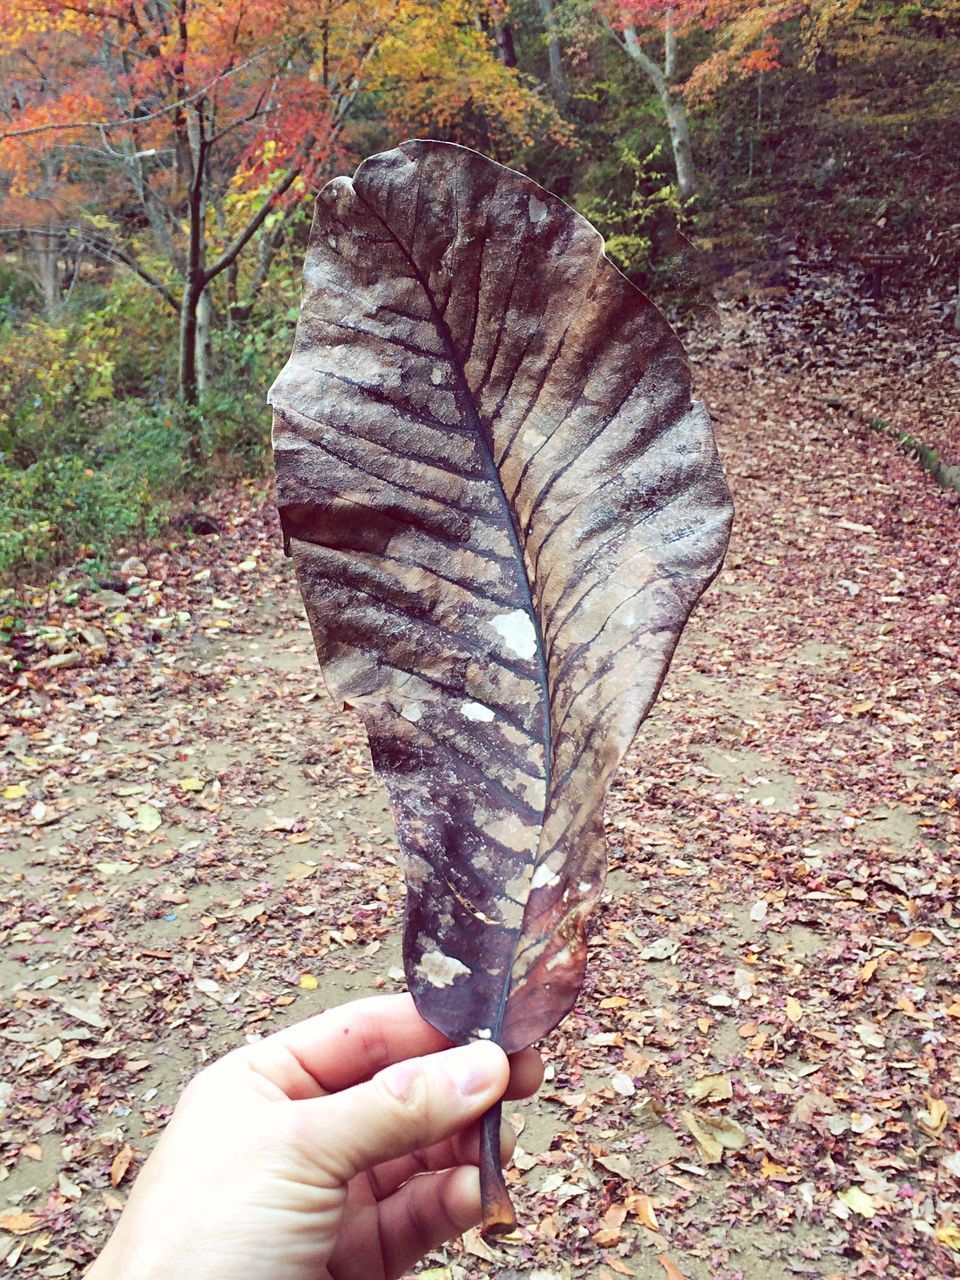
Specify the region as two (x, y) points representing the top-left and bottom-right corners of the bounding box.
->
(203, 152), (307, 285)
(0, 47), (277, 141)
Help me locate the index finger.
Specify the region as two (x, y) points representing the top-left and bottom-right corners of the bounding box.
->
(240, 993), (449, 1099)
(232, 993), (543, 1105)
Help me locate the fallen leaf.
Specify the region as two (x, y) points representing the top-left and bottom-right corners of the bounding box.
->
(299, 974), (320, 990)
(687, 1073), (732, 1103)
(917, 1096), (949, 1138)
(3, 783), (26, 799)
(856, 1022), (885, 1049)
(638, 937), (679, 961)
(0, 1212), (42, 1234)
(838, 1186), (875, 1218)
(595, 1153), (633, 1180)
(136, 803), (162, 833)
(785, 996), (803, 1022)
(111, 1144), (135, 1187)
(760, 1155), (795, 1181)
(611, 1071), (636, 1097)
(681, 1110), (747, 1165)
(658, 1256), (688, 1280)
(626, 1193), (659, 1230)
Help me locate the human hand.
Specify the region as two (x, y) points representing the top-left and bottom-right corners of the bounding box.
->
(88, 993), (543, 1280)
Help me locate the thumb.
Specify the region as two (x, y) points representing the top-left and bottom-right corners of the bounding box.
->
(297, 1041), (509, 1182)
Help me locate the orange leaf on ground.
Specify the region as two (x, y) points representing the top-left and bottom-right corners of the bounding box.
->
(0, 1212), (41, 1234)
(111, 1144), (135, 1187)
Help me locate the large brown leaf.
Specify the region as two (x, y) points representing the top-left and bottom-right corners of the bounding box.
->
(270, 139), (732, 1217)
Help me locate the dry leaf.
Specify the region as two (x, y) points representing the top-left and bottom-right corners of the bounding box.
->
(110, 1144), (135, 1187)
(681, 1110), (747, 1165)
(658, 1256), (688, 1280)
(687, 1073), (732, 1103)
(0, 1212), (42, 1234)
(595, 1153), (634, 1181)
(837, 1185), (876, 1218)
(856, 1022), (885, 1049)
(462, 1227), (499, 1261)
(917, 1096), (949, 1138)
(611, 1071), (636, 1097)
(270, 138), (732, 1230)
(136, 803), (162, 833)
(626, 1193), (659, 1231)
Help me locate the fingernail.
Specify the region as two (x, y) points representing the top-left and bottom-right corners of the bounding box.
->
(445, 1042), (503, 1097)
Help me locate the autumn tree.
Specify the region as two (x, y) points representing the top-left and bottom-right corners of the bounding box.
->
(590, 0), (799, 201)
(0, 0), (559, 426)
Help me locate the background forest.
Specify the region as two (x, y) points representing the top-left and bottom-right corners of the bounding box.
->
(0, 0), (958, 581)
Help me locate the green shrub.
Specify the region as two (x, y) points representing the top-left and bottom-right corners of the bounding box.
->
(0, 404), (189, 580)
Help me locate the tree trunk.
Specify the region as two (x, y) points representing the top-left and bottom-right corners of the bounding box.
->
(663, 92), (697, 202)
(178, 280), (201, 410)
(39, 227), (60, 316)
(537, 0), (567, 106)
(492, 18), (517, 67)
(622, 21), (699, 203)
(196, 287), (213, 395)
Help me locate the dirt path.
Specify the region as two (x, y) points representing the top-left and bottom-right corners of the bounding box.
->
(1, 354), (958, 1280)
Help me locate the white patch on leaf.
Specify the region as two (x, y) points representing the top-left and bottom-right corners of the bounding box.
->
(416, 949), (471, 988)
(460, 701), (495, 722)
(531, 863), (561, 890)
(490, 610), (537, 660)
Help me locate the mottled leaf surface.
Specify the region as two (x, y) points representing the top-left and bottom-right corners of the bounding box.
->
(270, 140), (733, 1054)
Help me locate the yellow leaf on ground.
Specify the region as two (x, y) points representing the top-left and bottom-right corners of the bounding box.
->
(786, 997), (803, 1022)
(3, 783), (26, 799)
(838, 1186), (875, 1218)
(687, 1073), (732, 1103)
(935, 1223), (960, 1252)
(860, 957), (879, 982)
(299, 974), (319, 990)
(136, 803), (162, 832)
(917, 1096), (949, 1138)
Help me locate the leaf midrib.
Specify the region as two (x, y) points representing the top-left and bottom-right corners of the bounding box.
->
(352, 179), (553, 1041)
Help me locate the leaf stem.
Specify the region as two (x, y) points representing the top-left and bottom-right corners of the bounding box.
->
(479, 1101), (516, 1239)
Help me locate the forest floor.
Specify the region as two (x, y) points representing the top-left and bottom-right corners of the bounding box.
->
(1, 323), (959, 1280)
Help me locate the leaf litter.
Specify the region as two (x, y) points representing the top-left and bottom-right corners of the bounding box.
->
(1, 300), (958, 1277)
